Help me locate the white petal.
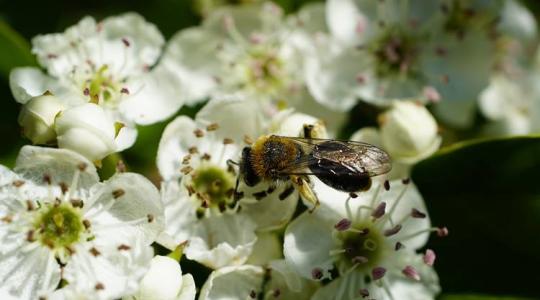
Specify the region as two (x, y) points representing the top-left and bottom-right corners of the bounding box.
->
(119, 66), (183, 125)
(499, 0), (537, 42)
(283, 211), (337, 280)
(135, 256), (184, 300)
(157, 116), (199, 180)
(432, 99), (477, 129)
(85, 173), (164, 245)
(9, 67), (57, 104)
(292, 2), (328, 35)
(196, 94), (267, 143)
(0, 247), (61, 300)
(239, 184), (298, 231)
(350, 127), (382, 147)
(158, 181), (198, 250)
(160, 27), (223, 105)
(0, 165), (17, 186)
(177, 274), (196, 300)
(64, 238), (153, 300)
(14, 145), (99, 189)
(311, 271), (365, 300)
(326, 0), (374, 46)
(185, 213), (257, 269)
(199, 265), (264, 300)
(115, 124), (138, 152)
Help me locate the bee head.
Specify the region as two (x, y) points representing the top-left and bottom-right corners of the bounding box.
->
(240, 146), (261, 187)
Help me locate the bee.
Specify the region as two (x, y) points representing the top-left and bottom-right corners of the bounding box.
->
(231, 126), (392, 209)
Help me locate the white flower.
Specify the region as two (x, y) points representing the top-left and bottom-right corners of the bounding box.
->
(199, 260), (318, 300)
(55, 103), (118, 162)
(125, 256), (196, 300)
(18, 93), (65, 145)
(160, 2), (307, 107)
(300, 0), (498, 112)
(156, 95), (323, 269)
(10, 13), (182, 153)
(0, 146), (164, 300)
(284, 179), (442, 300)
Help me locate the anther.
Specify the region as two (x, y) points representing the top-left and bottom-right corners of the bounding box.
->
(436, 227), (449, 237)
(311, 268), (324, 280)
(83, 219), (91, 229)
(334, 218), (352, 231)
(193, 129), (204, 138)
(349, 192), (358, 198)
(372, 267), (386, 280)
(384, 224), (402, 237)
(182, 155), (191, 165)
(12, 180), (25, 187)
(112, 189), (125, 199)
(201, 153), (211, 161)
(43, 174), (52, 185)
(371, 202), (386, 219)
(121, 38), (130, 47)
(249, 290), (257, 299)
(1, 215), (13, 223)
(59, 182), (69, 194)
(26, 200), (36, 211)
(188, 147), (199, 154)
(359, 288), (370, 298)
(116, 160), (127, 173)
(120, 87), (130, 95)
(252, 190), (267, 200)
(384, 180), (390, 191)
(83, 88), (90, 96)
(402, 265), (420, 281)
(77, 163), (87, 172)
(26, 230), (36, 242)
(424, 249), (436, 266)
(147, 214), (155, 223)
(70, 199), (84, 208)
(206, 123), (219, 131)
(272, 288), (281, 298)
(402, 178), (410, 185)
(411, 208), (426, 218)
(181, 166), (194, 175)
(89, 247), (101, 256)
(395, 242), (404, 251)
(223, 138), (234, 145)
(95, 282), (105, 290)
(118, 244), (131, 251)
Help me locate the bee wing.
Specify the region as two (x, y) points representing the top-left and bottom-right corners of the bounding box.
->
(273, 136), (392, 177)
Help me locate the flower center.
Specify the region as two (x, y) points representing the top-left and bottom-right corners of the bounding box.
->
(337, 223), (384, 271)
(372, 29), (419, 77)
(83, 65), (125, 107)
(191, 164), (236, 211)
(241, 48), (286, 95)
(34, 203), (84, 249)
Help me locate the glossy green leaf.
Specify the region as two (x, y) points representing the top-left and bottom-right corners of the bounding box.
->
(412, 136), (540, 297)
(0, 21), (36, 79)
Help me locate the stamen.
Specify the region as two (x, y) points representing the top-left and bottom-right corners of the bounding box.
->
(206, 123), (219, 131)
(424, 249), (436, 266)
(193, 129), (204, 138)
(359, 288), (369, 298)
(372, 267), (386, 280)
(311, 268), (323, 280)
(371, 202), (386, 219)
(395, 242), (404, 251)
(384, 224), (402, 237)
(402, 265), (420, 281)
(334, 218), (352, 231)
(117, 244), (131, 251)
(89, 247), (101, 256)
(384, 180), (390, 191)
(112, 189), (125, 199)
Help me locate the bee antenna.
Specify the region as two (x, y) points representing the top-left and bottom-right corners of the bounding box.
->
(227, 159), (239, 166)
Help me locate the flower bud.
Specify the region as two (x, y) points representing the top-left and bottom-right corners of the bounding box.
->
(133, 256), (186, 300)
(18, 94), (64, 144)
(55, 103), (117, 162)
(380, 101), (441, 163)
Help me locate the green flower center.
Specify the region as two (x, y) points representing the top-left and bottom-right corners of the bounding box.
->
(372, 30), (419, 78)
(84, 65), (124, 106)
(35, 203), (84, 249)
(338, 223), (384, 270)
(191, 164), (236, 211)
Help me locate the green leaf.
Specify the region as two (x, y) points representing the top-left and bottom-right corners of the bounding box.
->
(440, 295), (535, 300)
(0, 21), (36, 79)
(412, 136), (540, 297)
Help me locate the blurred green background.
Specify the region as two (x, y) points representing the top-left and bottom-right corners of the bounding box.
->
(1, 1), (540, 299)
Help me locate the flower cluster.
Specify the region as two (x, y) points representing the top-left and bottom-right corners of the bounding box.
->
(2, 0), (538, 299)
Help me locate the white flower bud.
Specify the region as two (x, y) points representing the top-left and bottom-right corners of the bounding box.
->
(18, 94), (64, 144)
(55, 103), (117, 162)
(131, 256), (192, 300)
(380, 101), (441, 163)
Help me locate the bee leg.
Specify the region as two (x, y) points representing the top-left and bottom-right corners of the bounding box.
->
(291, 175), (320, 212)
(232, 176), (243, 201)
